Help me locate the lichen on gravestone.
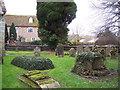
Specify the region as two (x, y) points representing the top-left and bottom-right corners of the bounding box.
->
(19, 70), (61, 88)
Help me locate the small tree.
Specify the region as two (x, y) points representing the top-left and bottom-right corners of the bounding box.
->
(5, 24), (8, 43)
(9, 23), (17, 40)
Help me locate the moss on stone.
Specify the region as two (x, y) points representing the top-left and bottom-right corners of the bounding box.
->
(19, 75), (39, 88)
(37, 80), (55, 85)
(19, 70), (58, 88)
(23, 70), (41, 76)
(29, 73), (50, 81)
(71, 52), (110, 76)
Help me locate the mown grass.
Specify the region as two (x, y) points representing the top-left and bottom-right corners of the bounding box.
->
(2, 51), (119, 88)
(6, 51), (48, 55)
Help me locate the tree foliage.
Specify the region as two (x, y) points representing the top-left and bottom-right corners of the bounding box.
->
(37, 2), (77, 50)
(9, 22), (17, 40)
(5, 24), (8, 43)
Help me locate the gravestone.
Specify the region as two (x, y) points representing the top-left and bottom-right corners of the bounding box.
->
(92, 45), (99, 52)
(0, 0), (6, 64)
(76, 45), (83, 55)
(69, 48), (76, 57)
(15, 47), (18, 52)
(34, 47), (40, 57)
(106, 47), (111, 57)
(110, 46), (117, 59)
(55, 43), (64, 57)
(100, 48), (106, 59)
(19, 70), (61, 89)
(84, 46), (91, 52)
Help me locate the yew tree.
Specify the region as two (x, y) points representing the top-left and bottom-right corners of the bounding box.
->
(37, 2), (77, 50)
(9, 23), (17, 40)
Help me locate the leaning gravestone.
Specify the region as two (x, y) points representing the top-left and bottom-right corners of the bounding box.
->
(55, 43), (64, 57)
(84, 46), (91, 52)
(76, 45), (83, 55)
(19, 70), (61, 89)
(34, 47), (40, 57)
(69, 48), (76, 57)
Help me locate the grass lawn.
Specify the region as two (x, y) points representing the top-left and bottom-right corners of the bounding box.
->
(2, 51), (119, 88)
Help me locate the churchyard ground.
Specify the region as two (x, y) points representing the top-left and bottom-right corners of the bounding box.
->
(2, 51), (119, 88)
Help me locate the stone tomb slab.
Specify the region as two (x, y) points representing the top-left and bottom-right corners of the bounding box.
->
(19, 70), (61, 89)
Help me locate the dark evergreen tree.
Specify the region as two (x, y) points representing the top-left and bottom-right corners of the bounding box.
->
(37, 2), (77, 50)
(9, 22), (17, 40)
(5, 24), (8, 43)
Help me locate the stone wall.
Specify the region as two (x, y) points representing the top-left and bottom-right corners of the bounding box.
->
(5, 45), (119, 51)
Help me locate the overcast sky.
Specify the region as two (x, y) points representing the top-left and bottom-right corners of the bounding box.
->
(4, 0), (99, 36)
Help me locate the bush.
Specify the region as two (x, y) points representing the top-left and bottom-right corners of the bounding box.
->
(11, 56), (54, 70)
(29, 40), (46, 45)
(71, 52), (110, 76)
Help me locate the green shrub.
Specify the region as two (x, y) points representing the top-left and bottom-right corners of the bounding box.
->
(11, 56), (54, 70)
(71, 52), (109, 76)
(29, 40), (46, 45)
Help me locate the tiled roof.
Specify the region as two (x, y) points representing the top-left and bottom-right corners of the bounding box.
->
(5, 15), (38, 26)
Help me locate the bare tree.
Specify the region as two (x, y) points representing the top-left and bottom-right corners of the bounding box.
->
(89, 0), (120, 36)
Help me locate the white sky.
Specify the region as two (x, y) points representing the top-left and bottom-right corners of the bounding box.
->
(4, 0), (99, 36)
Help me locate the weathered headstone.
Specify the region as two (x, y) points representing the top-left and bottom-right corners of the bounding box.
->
(106, 46), (111, 57)
(19, 70), (61, 89)
(69, 48), (76, 57)
(55, 43), (64, 57)
(15, 47), (18, 52)
(84, 46), (91, 52)
(34, 47), (40, 57)
(92, 45), (99, 52)
(76, 45), (83, 55)
(100, 48), (106, 59)
(110, 46), (117, 59)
